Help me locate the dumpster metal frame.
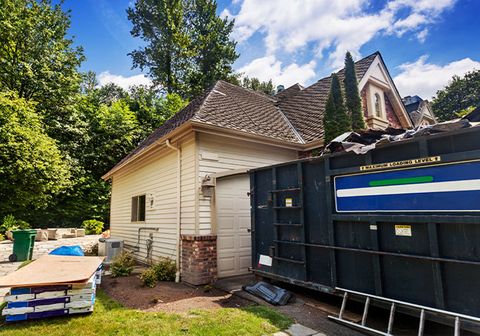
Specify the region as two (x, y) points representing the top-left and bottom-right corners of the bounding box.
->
(249, 126), (480, 320)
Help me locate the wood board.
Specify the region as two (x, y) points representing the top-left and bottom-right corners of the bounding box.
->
(0, 255), (104, 288)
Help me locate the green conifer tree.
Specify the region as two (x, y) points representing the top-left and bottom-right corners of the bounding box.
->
(343, 52), (366, 131)
(323, 74), (351, 143)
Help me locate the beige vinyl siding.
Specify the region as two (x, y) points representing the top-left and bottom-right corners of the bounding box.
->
(197, 133), (298, 234)
(110, 134), (196, 262)
(180, 136), (196, 235)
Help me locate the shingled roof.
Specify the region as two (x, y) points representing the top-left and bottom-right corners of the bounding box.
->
(275, 83), (304, 100)
(105, 52), (379, 177)
(277, 52), (378, 142)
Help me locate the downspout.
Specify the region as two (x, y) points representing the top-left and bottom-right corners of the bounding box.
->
(166, 139), (181, 283)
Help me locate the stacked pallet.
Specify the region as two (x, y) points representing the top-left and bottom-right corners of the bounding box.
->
(0, 255), (104, 322)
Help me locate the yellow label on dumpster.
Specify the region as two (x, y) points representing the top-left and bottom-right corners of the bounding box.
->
(285, 198), (293, 207)
(395, 225), (412, 236)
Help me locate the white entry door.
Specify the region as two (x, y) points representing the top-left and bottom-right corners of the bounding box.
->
(216, 174), (251, 278)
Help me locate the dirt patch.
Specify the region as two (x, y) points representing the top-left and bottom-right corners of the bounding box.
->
(101, 275), (254, 313)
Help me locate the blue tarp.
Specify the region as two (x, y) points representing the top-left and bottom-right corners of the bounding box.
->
(49, 245), (84, 256)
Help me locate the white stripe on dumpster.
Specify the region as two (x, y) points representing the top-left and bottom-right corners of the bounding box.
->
(336, 179), (480, 198)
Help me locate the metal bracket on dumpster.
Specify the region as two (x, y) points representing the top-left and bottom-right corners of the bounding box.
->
(328, 287), (480, 336)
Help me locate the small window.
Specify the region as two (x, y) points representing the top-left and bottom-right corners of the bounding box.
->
(374, 93), (382, 117)
(131, 195), (146, 222)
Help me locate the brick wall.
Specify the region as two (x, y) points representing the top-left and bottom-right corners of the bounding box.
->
(384, 93), (402, 128)
(361, 88), (369, 119)
(181, 234), (217, 285)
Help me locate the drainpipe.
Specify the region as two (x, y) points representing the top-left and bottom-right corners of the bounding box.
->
(166, 139), (181, 283)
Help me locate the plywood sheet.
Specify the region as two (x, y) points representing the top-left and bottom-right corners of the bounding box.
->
(0, 255), (104, 288)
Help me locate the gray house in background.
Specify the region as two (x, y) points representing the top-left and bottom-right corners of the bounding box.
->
(403, 95), (437, 127)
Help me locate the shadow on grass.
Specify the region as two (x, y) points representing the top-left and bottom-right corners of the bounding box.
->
(241, 305), (293, 330)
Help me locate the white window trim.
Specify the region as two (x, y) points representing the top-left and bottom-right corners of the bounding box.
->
(131, 194), (146, 223)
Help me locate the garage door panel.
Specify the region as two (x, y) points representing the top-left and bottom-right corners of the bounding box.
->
(216, 198), (235, 210)
(239, 256), (252, 269)
(217, 236), (235, 250)
(239, 238), (251, 249)
(238, 216), (251, 229)
(217, 215), (235, 230)
(216, 174), (251, 278)
(218, 256), (236, 273)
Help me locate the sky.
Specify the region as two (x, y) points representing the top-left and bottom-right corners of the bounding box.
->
(64, 0), (480, 99)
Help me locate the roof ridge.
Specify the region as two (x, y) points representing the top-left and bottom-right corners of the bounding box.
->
(217, 79), (278, 102)
(275, 104), (306, 144)
(192, 81), (221, 118)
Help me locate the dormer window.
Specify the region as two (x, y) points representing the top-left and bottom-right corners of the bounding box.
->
(364, 83), (389, 129)
(374, 93), (382, 117)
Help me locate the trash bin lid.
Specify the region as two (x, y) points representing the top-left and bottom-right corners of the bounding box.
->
(12, 229), (38, 236)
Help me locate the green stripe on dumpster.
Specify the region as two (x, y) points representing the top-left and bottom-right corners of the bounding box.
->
(369, 176), (433, 187)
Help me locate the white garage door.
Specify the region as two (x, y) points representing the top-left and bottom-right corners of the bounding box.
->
(216, 174), (251, 278)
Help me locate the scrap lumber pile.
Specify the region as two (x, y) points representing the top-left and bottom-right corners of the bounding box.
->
(0, 255), (104, 322)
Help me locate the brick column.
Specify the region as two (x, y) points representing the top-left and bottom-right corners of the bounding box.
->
(181, 234), (217, 285)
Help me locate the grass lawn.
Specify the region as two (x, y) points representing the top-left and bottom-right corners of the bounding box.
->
(0, 289), (292, 336)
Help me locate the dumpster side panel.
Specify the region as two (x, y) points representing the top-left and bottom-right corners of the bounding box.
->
(251, 127), (480, 317)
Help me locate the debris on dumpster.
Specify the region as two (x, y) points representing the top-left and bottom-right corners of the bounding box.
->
(325, 116), (479, 155)
(243, 281), (292, 305)
(0, 255), (103, 322)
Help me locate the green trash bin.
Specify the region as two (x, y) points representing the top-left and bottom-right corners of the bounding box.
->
(9, 230), (37, 262)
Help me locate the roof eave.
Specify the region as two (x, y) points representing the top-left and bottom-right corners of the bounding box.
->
(101, 122), (194, 180)
(191, 120), (305, 150)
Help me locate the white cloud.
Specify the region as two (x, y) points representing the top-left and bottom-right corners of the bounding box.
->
(97, 71), (152, 90)
(416, 29), (429, 43)
(394, 56), (480, 99)
(237, 56), (317, 87)
(225, 0), (456, 68)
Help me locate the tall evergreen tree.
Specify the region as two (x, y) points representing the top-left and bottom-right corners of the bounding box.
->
(186, 0), (239, 97)
(323, 74), (351, 143)
(128, 0), (238, 100)
(128, 0), (191, 96)
(343, 52), (365, 131)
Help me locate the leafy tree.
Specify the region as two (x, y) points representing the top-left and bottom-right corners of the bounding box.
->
(127, 86), (188, 139)
(185, 0), (239, 97)
(343, 52), (365, 131)
(95, 83), (128, 105)
(127, 0), (238, 99)
(0, 0), (84, 127)
(0, 92), (71, 220)
(432, 69), (480, 121)
(81, 71), (99, 94)
(240, 76), (275, 95)
(37, 95), (141, 227)
(128, 0), (192, 96)
(323, 74), (351, 143)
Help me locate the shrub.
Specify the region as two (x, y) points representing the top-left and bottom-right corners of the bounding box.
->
(153, 258), (176, 282)
(140, 267), (157, 288)
(110, 251), (135, 277)
(0, 233), (4, 241)
(82, 219), (104, 235)
(16, 220), (30, 230)
(0, 215), (30, 235)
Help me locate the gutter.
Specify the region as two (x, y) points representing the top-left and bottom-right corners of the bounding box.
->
(166, 139), (182, 283)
